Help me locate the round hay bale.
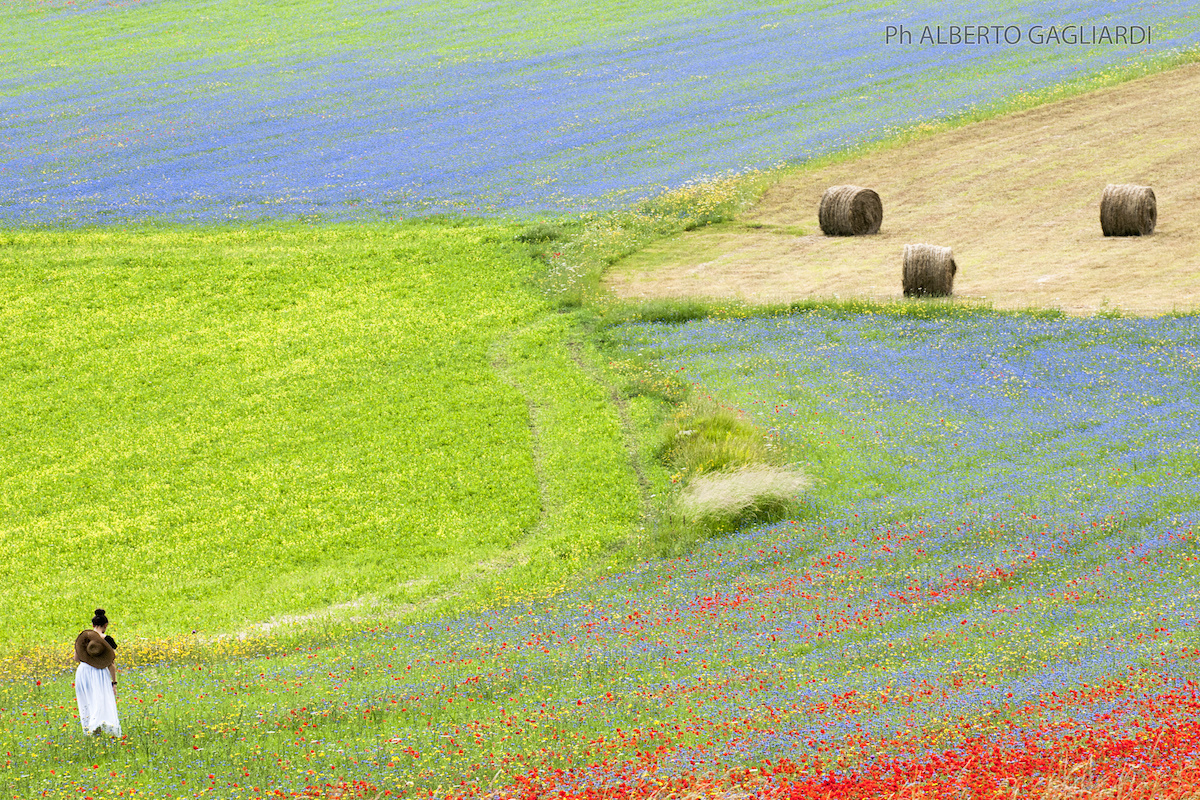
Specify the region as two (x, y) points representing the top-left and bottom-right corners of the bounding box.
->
(902, 244), (956, 297)
(818, 185), (883, 236)
(1100, 183), (1156, 236)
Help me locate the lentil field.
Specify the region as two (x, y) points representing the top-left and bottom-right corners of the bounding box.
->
(0, 221), (645, 646)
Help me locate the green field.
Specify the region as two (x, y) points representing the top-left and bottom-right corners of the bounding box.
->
(0, 222), (642, 648)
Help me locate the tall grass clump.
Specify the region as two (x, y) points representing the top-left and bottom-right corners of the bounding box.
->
(607, 356), (690, 406)
(669, 465), (810, 550)
(659, 399), (770, 478)
(596, 333), (811, 556)
(652, 398), (808, 555)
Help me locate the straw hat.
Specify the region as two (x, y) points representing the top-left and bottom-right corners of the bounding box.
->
(74, 630), (115, 670)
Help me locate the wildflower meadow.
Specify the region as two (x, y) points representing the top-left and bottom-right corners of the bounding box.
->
(4, 0), (1200, 798)
(4, 307), (1199, 798)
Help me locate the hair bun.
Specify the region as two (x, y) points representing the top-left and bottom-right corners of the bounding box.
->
(94, 608), (106, 616)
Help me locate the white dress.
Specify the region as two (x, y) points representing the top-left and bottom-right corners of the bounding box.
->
(75, 662), (121, 736)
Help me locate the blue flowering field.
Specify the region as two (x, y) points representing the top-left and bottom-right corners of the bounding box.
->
(4, 0), (1198, 224)
(631, 310), (1200, 522)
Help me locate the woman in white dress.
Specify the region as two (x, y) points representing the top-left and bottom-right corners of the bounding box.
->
(73, 608), (121, 736)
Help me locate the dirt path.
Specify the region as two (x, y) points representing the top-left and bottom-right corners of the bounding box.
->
(605, 64), (1200, 316)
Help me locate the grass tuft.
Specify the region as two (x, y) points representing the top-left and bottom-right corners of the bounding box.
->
(659, 399), (770, 479)
(676, 465), (809, 524)
(514, 222), (567, 243)
(607, 357), (689, 406)
(645, 399), (809, 555)
(653, 466), (810, 558)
